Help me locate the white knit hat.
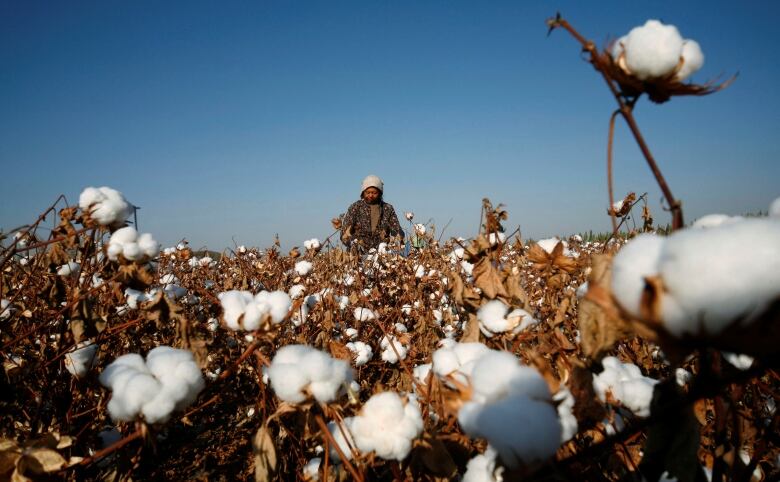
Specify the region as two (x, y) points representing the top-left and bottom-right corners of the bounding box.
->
(361, 175), (384, 194)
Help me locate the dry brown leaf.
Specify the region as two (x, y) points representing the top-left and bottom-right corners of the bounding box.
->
(459, 313), (480, 343)
(253, 424), (277, 482)
(328, 341), (352, 362)
(472, 257), (507, 300)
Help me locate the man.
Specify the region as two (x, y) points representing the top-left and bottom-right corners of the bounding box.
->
(340, 175), (404, 251)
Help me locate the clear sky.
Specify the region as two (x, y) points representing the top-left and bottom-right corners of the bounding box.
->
(2, 1), (778, 250)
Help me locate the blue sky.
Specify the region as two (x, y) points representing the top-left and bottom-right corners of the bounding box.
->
(2, 1), (778, 250)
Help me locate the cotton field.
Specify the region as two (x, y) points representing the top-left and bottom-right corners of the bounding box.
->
(1, 186), (778, 482)
(2, 15), (778, 482)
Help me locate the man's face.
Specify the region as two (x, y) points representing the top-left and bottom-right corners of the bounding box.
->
(363, 187), (380, 203)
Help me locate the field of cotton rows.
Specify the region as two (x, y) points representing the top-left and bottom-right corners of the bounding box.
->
(1, 186), (779, 482)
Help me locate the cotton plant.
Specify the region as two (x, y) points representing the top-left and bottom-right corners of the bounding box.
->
(327, 392), (423, 462)
(99, 346), (205, 424)
(267, 345), (353, 404)
(476, 300), (539, 337)
(456, 350), (562, 468)
(107, 226), (160, 263)
(592, 356), (658, 418)
(610, 20), (704, 82)
(79, 186), (134, 228)
(218, 290), (292, 331)
(610, 212), (780, 339)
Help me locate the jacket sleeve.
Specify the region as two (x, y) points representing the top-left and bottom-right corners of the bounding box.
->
(340, 203), (357, 246)
(385, 204), (404, 240)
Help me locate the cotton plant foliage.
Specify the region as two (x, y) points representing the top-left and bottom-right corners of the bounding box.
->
(267, 345), (353, 404)
(99, 346), (205, 423)
(79, 186), (134, 228)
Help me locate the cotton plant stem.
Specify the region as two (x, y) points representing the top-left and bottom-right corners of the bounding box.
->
(314, 415), (364, 482)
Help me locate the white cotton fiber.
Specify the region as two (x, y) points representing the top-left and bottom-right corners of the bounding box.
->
(79, 186), (133, 228)
(610, 234), (665, 319)
(477, 300), (510, 336)
(267, 345), (353, 404)
(57, 261), (81, 277)
(658, 219), (780, 336)
(64, 341), (98, 378)
(346, 341), (373, 366)
(593, 356), (658, 418)
(107, 227), (160, 262)
(304, 238), (321, 250)
(353, 307), (376, 321)
(0, 299), (12, 320)
(380, 335), (408, 364)
(463, 446), (502, 482)
(676, 39), (704, 81)
(623, 20), (684, 80)
(99, 347), (204, 423)
(327, 417), (357, 462)
(554, 387), (578, 443)
(350, 392), (423, 461)
(289, 284), (305, 299)
(456, 350), (561, 468)
(218, 289), (292, 331)
(295, 260), (313, 276)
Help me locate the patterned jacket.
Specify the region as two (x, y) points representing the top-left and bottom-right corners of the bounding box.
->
(340, 199), (404, 250)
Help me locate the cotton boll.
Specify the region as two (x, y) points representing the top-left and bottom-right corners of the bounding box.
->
(477, 300), (511, 336)
(658, 219), (780, 336)
(463, 447), (502, 482)
(79, 186), (133, 228)
(255, 290), (292, 323)
(593, 357), (658, 417)
(508, 308), (538, 332)
(303, 457), (321, 481)
(624, 20), (684, 80)
(136, 233), (160, 259)
(469, 351), (550, 405)
(380, 335), (408, 364)
(676, 39), (704, 81)
(346, 341), (373, 366)
(350, 392), (423, 461)
(327, 418), (356, 462)
(610, 234), (665, 319)
(354, 307), (376, 321)
(289, 284), (305, 299)
(554, 388), (578, 443)
(0, 299), (12, 321)
(723, 352), (754, 370)
(64, 341), (98, 378)
(770, 197), (780, 218)
(295, 260), (313, 276)
(267, 363), (310, 403)
(610, 35), (628, 61)
(432, 347), (461, 377)
(57, 261), (81, 277)
(108, 372), (161, 422)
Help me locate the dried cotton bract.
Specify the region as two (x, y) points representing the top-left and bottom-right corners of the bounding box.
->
(99, 346), (205, 424)
(268, 345), (353, 404)
(218, 290), (291, 331)
(79, 186), (134, 228)
(107, 227), (160, 262)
